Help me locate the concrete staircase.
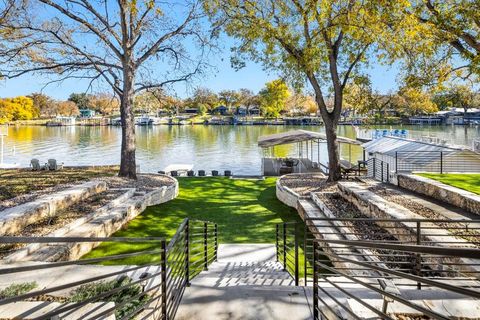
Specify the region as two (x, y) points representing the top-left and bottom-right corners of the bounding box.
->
(176, 244), (313, 320)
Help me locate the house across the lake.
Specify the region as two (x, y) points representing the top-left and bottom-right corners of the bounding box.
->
(213, 105), (228, 115)
(79, 109), (96, 118)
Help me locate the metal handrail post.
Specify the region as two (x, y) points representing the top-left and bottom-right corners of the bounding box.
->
(204, 221), (208, 270)
(416, 221), (422, 290)
(276, 224), (279, 262)
(283, 223), (287, 271)
(294, 223), (299, 286)
(185, 219), (190, 286)
(304, 223), (307, 285)
(313, 241), (319, 320)
(440, 151), (443, 174)
(161, 240), (167, 320)
(381, 161), (384, 182)
(386, 163), (390, 183)
(214, 223), (218, 262)
(395, 151), (398, 173)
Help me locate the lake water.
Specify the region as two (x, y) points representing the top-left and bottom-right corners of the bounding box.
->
(2, 125), (479, 175)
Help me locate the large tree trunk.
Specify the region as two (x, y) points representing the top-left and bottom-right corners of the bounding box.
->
(119, 67), (137, 179)
(324, 117), (342, 181)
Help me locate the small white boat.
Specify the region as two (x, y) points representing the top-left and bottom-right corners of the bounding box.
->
(111, 117), (122, 126)
(136, 115), (162, 125)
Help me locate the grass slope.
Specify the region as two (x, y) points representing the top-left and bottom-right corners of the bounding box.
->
(418, 173), (480, 195)
(84, 177), (302, 264)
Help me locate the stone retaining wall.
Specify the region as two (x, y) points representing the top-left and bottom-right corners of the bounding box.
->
(4, 177), (179, 262)
(338, 181), (480, 277)
(397, 174), (480, 215)
(0, 180), (107, 235)
(275, 175), (307, 209)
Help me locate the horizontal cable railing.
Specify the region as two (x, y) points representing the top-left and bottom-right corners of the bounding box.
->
(395, 150), (480, 173)
(301, 217), (480, 320)
(0, 218), (218, 320)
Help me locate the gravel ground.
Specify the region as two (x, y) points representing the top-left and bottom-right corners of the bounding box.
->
(105, 174), (175, 191)
(279, 173), (337, 196)
(0, 173), (174, 211)
(0, 189), (125, 258)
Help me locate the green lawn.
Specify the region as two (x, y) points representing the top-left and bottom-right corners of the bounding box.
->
(418, 173), (480, 195)
(84, 177), (303, 265)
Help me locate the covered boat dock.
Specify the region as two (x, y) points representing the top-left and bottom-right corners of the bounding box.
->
(258, 130), (362, 176)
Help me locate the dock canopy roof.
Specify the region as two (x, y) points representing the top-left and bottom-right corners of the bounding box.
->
(362, 136), (471, 157)
(257, 129), (361, 148)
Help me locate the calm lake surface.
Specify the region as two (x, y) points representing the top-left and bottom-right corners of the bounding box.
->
(3, 125), (480, 175)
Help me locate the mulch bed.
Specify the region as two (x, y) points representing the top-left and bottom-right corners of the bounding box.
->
(279, 173), (336, 196)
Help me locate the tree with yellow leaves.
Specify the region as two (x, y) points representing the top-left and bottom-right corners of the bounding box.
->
(259, 80), (290, 118)
(0, 96), (39, 123)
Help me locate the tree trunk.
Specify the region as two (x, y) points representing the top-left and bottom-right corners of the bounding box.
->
(119, 67), (137, 179)
(324, 117), (342, 181)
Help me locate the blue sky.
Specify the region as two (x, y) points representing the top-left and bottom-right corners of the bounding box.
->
(0, 35), (400, 100)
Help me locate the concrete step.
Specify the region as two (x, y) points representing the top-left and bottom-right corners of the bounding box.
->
(176, 244), (313, 320)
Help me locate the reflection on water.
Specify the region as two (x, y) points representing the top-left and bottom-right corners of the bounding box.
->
(2, 125), (479, 175)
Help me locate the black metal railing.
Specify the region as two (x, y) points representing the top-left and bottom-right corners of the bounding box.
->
(395, 150), (480, 173)
(0, 218), (217, 320)
(367, 158), (390, 182)
(302, 217), (480, 320)
(276, 221), (315, 286)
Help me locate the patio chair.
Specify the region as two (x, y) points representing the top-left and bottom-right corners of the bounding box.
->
(212, 170), (219, 176)
(224, 170), (232, 177)
(46, 159), (63, 171)
(198, 170), (206, 176)
(30, 159), (43, 171)
(187, 170), (195, 177)
(170, 170), (178, 177)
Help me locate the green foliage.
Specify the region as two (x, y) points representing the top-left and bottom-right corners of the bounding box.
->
(394, 87), (438, 115)
(0, 96), (39, 123)
(413, 0), (480, 76)
(259, 79), (290, 118)
(218, 89), (240, 111)
(184, 88), (219, 111)
(68, 93), (91, 110)
(84, 177), (301, 265)
(436, 84), (480, 112)
(0, 282), (37, 298)
(68, 277), (148, 319)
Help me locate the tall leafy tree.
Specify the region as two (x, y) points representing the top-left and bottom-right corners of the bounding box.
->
(394, 87), (438, 116)
(442, 84), (480, 114)
(0, 0), (211, 179)
(204, 0), (419, 181)
(186, 87), (219, 110)
(259, 79), (290, 118)
(68, 93), (91, 110)
(29, 92), (54, 117)
(218, 89), (240, 112)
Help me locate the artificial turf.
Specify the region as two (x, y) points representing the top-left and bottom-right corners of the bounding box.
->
(418, 173), (480, 195)
(84, 177), (303, 265)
